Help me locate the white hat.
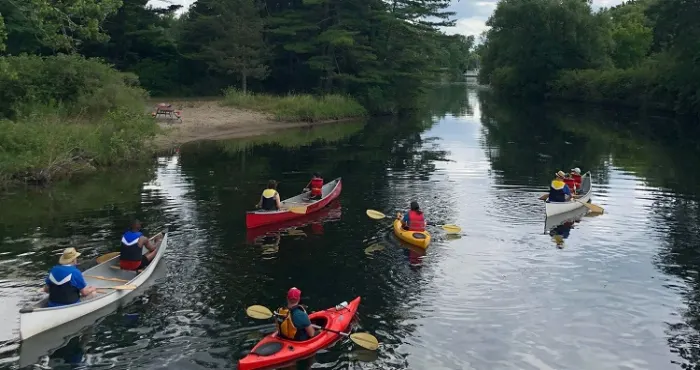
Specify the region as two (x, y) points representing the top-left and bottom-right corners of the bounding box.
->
(571, 168), (581, 174)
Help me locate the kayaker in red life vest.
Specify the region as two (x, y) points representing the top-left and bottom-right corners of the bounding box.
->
(304, 173), (323, 200)
(274, 287), (316, 341)
(400, 201), (427, 232)
(570, 167), (582, 192)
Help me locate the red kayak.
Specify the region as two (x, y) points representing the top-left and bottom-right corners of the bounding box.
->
(238, 297), (360, 370)
(246, 178), (342, 229)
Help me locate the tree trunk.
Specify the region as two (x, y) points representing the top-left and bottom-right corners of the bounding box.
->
(242, 71), (248, 94)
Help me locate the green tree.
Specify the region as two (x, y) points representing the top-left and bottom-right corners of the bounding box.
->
(479, 0), (609, 95)
(1, 0), (123, 53)
(606, 0), (653, 68)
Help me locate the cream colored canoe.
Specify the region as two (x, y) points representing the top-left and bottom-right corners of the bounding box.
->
(19, 230), (168, 340)
(544, 172), (592, 217)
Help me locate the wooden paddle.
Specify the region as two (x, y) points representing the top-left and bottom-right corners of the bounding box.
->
(575, 199), (604, 214)
(95, 231), (164, 264)
(245, 305), (379, 351)
(286, 206), (308, 215)
(85, 275), (129, 283)
(365, 209), (461, 234)
(100, 284), (137, 291)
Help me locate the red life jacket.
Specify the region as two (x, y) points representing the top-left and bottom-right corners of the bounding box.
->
(310, 178), (323, 196)
(571, 173), (582, 186)
(407, 210), (426, 232)
(563, 177), (576, 192)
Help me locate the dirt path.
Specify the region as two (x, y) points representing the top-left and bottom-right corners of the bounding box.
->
(151, 100), (353, 150)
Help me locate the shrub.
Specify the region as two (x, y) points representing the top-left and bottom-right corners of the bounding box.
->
(222, 88), (367, 122)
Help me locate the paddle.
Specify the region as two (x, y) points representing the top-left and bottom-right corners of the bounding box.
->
(245, 305), (379, 351)
(38, 284), (137, 294)
(95, 231), (164, 264)
(365, 209), (462, 234)
(286, 206), (307, 215)
(85, 275), (129, 283)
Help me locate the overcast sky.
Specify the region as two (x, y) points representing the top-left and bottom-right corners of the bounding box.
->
(149, 0), (626, 38)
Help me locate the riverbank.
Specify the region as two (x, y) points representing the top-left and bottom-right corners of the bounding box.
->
(152, 98), (367, 150)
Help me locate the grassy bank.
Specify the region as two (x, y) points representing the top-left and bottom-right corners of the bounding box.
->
(222, 88), (367, 122)
(0, 54), (159, 186)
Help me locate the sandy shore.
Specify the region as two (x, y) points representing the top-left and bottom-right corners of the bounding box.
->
(151, 100), (357, 149)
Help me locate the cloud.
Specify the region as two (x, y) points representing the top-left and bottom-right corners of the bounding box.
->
(442, 17), (491, 37)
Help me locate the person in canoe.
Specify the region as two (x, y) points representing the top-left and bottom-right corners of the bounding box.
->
(274, 287), (316, 341)
(304, 173), (324, 200)
(399, 201), (427, 231)
(43, 248), (97, 307)
(257, 180), (282, 211)
(120, 220), (161, 271)
(549, 171), (572, 202)
(570, 167), (582, 193)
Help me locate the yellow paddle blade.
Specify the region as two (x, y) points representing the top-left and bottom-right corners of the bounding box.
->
(349, 332), (379, 351)
(96, 252), (120, 264)
(539, 194), (549, 201)
(440, 224), (461, 234)
(288, 207), (307, 215)
(246, 305), (273, 320)
(110, 284), (137, 290)
(584, 202), (604, 214)
(366, 209), (386, 220)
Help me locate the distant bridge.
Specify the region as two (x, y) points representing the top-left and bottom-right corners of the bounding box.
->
(464, 69), (479, 78)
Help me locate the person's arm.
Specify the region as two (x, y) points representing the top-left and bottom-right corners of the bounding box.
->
(305, 325), (315, 338)
(256, 195), (263, 208)
(296, 312), (315, 338)
(73, 272), (95, 296)
(43, 285), (49, 293)
(140, 236), (156, 252)
(275, 193), (282, 209)
(564, 185), (572, 200)
(401, 213), (409, 227)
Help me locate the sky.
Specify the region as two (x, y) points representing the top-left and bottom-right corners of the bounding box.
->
(149, 0), (627, 39)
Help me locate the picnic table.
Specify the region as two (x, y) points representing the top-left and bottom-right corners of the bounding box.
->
(152, 103), (182, 123)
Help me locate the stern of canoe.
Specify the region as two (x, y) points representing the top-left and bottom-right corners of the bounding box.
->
(544, 172), (593, 217)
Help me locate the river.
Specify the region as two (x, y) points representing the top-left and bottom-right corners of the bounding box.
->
(1, 85), (700, 369)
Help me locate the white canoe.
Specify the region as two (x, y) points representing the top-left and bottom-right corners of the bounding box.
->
(544, 172), (593, 217)
(19, 230), (169, 340)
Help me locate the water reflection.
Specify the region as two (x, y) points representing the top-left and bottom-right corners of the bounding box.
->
(544, 208), (588, 248)
(3, 84), (700, 369)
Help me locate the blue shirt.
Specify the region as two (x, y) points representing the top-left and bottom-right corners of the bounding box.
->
(45, 265), (87, 307)
(291, 307), (311, 340)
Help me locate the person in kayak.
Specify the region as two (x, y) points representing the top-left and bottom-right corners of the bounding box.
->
(304, 173), (324, 200)
(120, 220), (161, 271)
(548, 171), (572, 202)
(257, 180), (282, 211)
(570, 167), (582, 192)
(400, 201), (427, 231)
(275, 287), (316, 341)
(43, 248), (97, 307)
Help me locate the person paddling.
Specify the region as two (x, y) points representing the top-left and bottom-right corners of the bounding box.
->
(120, 220), (161, 271)
(548, 171), (572, 202)
(43, 248), (97, 307)
(304, 173), (324, 200)
(399, 201), (427, 232)
(570, 167), (582, 192)
(257, 180), (282, 211)
(274, 287), (315, 341)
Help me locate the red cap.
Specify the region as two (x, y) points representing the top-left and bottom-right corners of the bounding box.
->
(287, 287), (301, 301)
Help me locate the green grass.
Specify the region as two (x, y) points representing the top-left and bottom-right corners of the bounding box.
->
(222, 88), (367, 122)
(0, 108), (159, 186)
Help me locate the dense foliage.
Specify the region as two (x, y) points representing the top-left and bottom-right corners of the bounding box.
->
(479, 0), (700, 118)
(1, 0), (478, 114)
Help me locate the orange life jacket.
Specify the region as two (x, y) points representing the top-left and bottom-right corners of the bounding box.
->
(310, 178), (323, 197)
(563, 177), (576, 192)
(275, 305), (306, 340)
(408, 210), (426, 232)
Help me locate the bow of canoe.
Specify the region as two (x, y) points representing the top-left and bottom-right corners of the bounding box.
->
(246, 178), (342, 229)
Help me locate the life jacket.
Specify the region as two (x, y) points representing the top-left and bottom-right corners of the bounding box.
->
(310, 178), (323, 197)
(120, 231), (143, 262)
(571, 173), (582, 186)
(275, 305), (307, 340)
(407, 210), (426, 232)
(563, 177), (576, 192)
(47, 266), (81, 306)
(261, 189), (278, 210)
(549, 179), (567, 202)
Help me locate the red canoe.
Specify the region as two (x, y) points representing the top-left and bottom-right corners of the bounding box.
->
(238, 297), (361, 370)
(246, 200), (342, 244)
(246, 178), (342, 229)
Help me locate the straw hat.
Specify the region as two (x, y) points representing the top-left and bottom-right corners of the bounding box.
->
(555, 170), (566, 179)
(59, 248), (81, 265)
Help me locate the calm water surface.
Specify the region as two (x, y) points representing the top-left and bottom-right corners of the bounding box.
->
(2, 85), (700, 369)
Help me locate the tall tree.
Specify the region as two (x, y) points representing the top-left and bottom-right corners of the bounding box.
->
(181, 0), (268, 93)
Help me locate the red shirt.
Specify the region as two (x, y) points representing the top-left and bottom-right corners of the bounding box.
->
(120, 259), (141, 271)
(310, 178), (323, 196)
(571, 173), (582, 187)
(563, 177), (576, 192)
